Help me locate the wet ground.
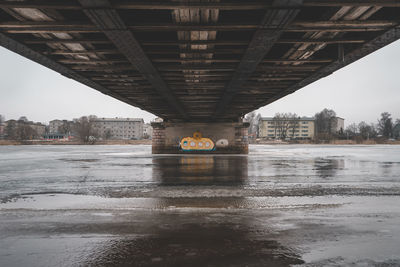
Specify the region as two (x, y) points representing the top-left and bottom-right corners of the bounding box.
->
(1, 144), (400, 266)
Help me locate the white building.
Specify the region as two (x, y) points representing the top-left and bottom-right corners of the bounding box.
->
(259, 117), (315, 139)
(332, 117), (345, 133)
(93, 118), (144, 140)
(143, 123), (153, 139)
(49, 119), (63, 133)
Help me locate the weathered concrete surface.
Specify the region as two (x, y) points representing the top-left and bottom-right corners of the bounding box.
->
(1, 145), (400, 266)
(152, 122), (249, 154)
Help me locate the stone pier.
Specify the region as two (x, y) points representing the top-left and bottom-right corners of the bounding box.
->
(151, 122), (249, 154)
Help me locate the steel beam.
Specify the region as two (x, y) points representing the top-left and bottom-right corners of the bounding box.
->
(215, 0), (303, 116)
(252, 26), (400, 111)
(2, 20), (396, 33)
(78, 0), (189, 121)
(0, 1), (400, 10)
(0, 32), (162, 116)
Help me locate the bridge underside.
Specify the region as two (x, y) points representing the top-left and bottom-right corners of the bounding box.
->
(0, 1), (399, 124)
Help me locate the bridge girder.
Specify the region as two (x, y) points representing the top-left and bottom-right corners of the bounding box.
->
(0, 1), (399, 122)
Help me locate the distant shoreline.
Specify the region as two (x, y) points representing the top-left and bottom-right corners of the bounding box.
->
(253, 139), (400, 145)
(0, 139), (152, 146)
(1, 139), (400, 146)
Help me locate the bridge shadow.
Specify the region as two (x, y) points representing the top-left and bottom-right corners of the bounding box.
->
(152, 155), (248, 186)
(81, 213), (304, 267)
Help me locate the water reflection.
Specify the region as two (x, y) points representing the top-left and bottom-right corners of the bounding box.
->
(314, 158), (345, 178)
(152, 155), (248, 185)
(81, 213), (304, 267)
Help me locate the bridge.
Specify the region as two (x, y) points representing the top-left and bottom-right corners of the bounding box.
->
(0, 1), (399, 153)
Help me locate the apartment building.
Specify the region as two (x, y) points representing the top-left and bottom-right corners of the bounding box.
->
(332, 117), (345, 133)
(49, 119), (63, 133)
(93, 118), (144, 140)
(259, 117), (315, 139)
(143, 123), (153, 139)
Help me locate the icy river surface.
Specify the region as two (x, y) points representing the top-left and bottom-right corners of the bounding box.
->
(1, 145), (400, 266)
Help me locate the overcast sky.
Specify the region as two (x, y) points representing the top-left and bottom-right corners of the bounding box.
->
(1, 40), (399, 126)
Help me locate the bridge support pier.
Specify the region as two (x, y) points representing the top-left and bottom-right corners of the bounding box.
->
(151, 122), (249, 154)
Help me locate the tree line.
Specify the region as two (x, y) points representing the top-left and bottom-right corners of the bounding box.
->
(345, 112), (400, 140)
(1, 115), (99, 143)
(2, 116), (43, 140)
(245, 109), (400, 141)
(315, 109), (400, 140)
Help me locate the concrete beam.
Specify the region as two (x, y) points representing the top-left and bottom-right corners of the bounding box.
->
(151, 122), (249, 154)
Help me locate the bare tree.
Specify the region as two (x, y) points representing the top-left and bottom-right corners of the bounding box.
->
(288, 113), (300, 138)
(5, 120), (18, 140)
(16, 124), (37, 140)
(377, 112), (393, 138)
(393, 119), (400, 139)
(272, 113), (284, 139)
(5, 120), (37, 140)
(104, 129), (113, 140)
(345, 123), (358, 138)
(315, 109), (337, 135)
(272, 113), (298, 139)
(58, 120), (73, 135)
(358, 121), (377, 139)
(245, 111), (261, 138)
(73, 116), (98, 143)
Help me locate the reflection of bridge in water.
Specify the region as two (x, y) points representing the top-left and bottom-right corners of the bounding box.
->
(0, 2), (399, 153)
(152, 155), (248, 185)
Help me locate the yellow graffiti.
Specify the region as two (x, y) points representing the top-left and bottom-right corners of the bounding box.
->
(180, 131), (215, 151)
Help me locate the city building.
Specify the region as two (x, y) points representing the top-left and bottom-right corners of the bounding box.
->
(259, 117), (315, 139)
(30, 122), (46, 137)
(332, 117), (345, 133)
(93, 118), (144, 140)
(0, 123), (5, 139)
(3, 119), (45, 139)
(49, 119), (74, 134)
(43, 133), (70, 141)
(49, 119), (63, 133)
(143, 123), (153, 139)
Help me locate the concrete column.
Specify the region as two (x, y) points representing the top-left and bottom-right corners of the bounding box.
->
(151, 122), (166, 154)
(151, 121), (249, 154)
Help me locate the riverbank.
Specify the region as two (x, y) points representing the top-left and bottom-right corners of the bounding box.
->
(1, 139), (400, 146)
(0, 139), (152, 146)
(254, 139), (400, 145)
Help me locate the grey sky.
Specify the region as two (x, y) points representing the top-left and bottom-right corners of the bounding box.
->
(1, 40), (400, 126)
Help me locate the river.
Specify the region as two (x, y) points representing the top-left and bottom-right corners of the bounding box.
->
(1, 145), (400, 266)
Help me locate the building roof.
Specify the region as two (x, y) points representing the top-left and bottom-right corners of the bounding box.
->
(260, 116), (315, 121)
(93, 118), (144, 122)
